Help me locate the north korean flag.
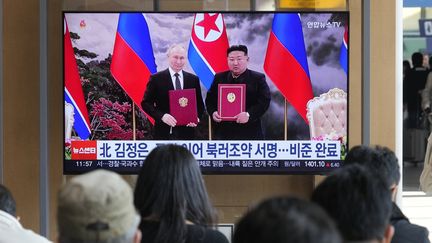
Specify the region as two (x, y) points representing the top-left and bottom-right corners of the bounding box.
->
(64, 18), (91, 139)
(340, 25), (348, 74)
(188, 13), (229, 90)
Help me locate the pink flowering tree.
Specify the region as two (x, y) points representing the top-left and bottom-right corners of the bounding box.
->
(90, 98), (146, 140)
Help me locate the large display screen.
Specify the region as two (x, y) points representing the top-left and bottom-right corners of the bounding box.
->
(64, 12), (349, 174)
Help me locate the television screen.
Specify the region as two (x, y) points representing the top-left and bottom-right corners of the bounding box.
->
(64, 11), (348, 174)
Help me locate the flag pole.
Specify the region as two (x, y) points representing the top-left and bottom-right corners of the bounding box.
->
(132, 103), (136, 140)
(284, 99), (287, 141)
(208, 115), (212, 140)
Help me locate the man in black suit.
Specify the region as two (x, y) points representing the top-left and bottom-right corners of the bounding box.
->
(142, 44), (204, 140)
(205, 45), (271, 140)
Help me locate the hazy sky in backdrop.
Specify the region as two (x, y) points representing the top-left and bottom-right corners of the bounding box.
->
(65, 12), (347, 93)
(65, 12), (348, 138)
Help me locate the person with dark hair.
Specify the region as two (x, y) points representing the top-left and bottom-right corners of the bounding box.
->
(134, 144), (229, 243)
(233, 196), (342, 243)
(345, 145), (430, 243)
(345, 145), (400, 191)
(311, 164), (394, 243)
(0, 184), (16, 217)
(142, 44), (205, 140)
(0, 184), (52, 243)
(205, 44), (271, 140)
(404, 52), (429, 128)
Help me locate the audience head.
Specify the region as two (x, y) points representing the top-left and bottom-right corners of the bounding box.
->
(134, 144), (215, 242)
(57, 169), (141, 243)
(412, 52), (424, 68)
(311, 164), (394, 243)
(345, 145), (400, 192)
(233, 196), (342, 243)
(0, 184), (16, 217)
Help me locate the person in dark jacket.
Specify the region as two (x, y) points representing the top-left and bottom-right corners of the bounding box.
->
(345, 145), (430, 243)
(142, 44), (205, 140)
(205, 45), (271, 140)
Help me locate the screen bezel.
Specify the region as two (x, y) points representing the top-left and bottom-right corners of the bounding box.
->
(63, 11), (349, 175)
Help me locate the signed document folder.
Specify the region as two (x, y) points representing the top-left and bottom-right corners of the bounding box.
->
(218, 84), (246, 121)
(169, 88), (198, 126)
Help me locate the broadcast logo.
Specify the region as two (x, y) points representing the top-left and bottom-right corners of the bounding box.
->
(71, 140), (97, 160)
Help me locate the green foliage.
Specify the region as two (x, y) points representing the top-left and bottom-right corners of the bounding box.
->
(69, 31), (80, 40)
(74, 47), (98, 59)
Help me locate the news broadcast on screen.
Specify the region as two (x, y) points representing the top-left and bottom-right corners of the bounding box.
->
(63, 12), (348, 174)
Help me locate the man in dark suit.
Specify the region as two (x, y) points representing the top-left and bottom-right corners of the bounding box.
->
(205, 45), (271, 140)
(142, 44), (204, 140)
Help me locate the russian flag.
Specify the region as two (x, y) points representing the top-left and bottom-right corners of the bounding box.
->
(188, 13), (229, 90)
(264, 13), (313, 123)
(111, 13), (157, 122)
(339, 25), (348, 74)
(64, 19), (91, 139)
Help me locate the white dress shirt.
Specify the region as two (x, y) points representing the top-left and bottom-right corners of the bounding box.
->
(168, 67), (183, 90)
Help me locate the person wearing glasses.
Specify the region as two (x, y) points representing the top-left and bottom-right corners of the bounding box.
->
(205, 45), (271, 140)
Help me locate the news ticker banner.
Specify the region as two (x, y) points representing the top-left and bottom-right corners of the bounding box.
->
(65, 140), (342, 173)
(278, 0), (346, 9)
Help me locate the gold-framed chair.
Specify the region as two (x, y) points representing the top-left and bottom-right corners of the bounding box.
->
(306, 88), (347, 140)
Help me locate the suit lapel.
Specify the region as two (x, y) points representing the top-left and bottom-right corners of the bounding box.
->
(163, 69), (175, 90)
(183, 71), (190, 89)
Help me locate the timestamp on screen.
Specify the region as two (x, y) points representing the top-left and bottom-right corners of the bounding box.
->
(76, 161), (93, 167)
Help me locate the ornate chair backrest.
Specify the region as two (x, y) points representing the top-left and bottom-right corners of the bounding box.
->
(306, 88), (347, 140)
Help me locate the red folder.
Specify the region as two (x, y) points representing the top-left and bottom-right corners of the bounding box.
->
(218, 84), (246, 121)
(169, 89), (198, 126)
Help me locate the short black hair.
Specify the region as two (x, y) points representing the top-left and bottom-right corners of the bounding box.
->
(0, 184), (16, 217)
(412, 52), (424, 67)
(311, 164), (392, 242)
(227, 45), (248, 56)
(233, 197), (342, 243)
(345, 145), (400, 188)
